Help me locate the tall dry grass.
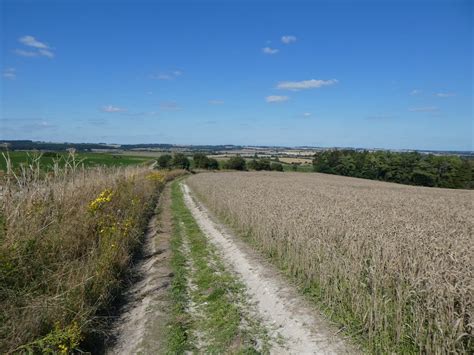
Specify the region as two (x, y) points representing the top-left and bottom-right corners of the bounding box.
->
(0, 152), (185, 352)
(187, 172), (474, 353)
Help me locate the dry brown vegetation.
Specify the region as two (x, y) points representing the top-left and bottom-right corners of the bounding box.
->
(187, 172), (474, 353)
(0, 154), (185, 353)
(278, 157), (312, 164)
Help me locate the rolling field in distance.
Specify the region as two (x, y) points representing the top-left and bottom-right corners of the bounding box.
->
(0, 151), (154, 171)
(0, 151), (156, 170)
(187, 172), (474, 353)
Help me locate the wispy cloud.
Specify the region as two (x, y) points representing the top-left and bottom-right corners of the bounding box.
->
(101, 105), (127, 113)
(38, 49), (54, 58)
(15, 35), (54, 58)
(160, 101), (182, 110)
(0, 118), (58, 135)
(150, 70), (183, 80)
(19, 35), (48, 49)
(410, 89), (422, 96)
(266, 95), (289, 103)
(436, 92), (456, 97)
(281, 35), (297, 44)
(2, 68), (16, 79)
(302, 112), (312, 117)
(157, 74), (173, 80)
(208, 99), (224, 105)
(262, 47), (279, 55)
(23, 121), (56, 130)
(408, 106), (438, 112)
(276, 79), (338, 91)
(366, 114), (396, 120)
(14, 49), (39, 57)
(88, 118), (107, 126)
(122, 110), (160, 117)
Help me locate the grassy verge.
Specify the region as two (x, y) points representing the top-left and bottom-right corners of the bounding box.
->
(0, 165), (185, 353)
(167, 181), (191, 353)
(166, 180), (268, 353)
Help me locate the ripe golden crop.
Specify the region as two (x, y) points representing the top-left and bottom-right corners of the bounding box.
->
(188, 172), (474, 353)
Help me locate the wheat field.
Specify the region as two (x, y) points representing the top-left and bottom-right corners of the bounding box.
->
(187, 172), (474, 353)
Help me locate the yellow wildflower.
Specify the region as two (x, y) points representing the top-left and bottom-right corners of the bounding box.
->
(88, 189), (114, 212)
(146, 171), (166, 183)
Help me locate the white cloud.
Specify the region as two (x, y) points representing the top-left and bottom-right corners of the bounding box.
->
(408, 106), (438, 112)
(14, 49), (39, 57)
(15, 35), (54, 58)
(262, 47), (279, 55)
(156, 74), (173, 80)
(19, 35), (49, 49)
(266, 95), (289, 103)
(2, 68), (16, 79)
(302, 112), (311, 117)
(33, 121), (54, 129)
(410, 89), (422, 95)
(281, 35), (297, 44)
(150, 69), (182, 80)
(38, 49), (54, 58)
(209, 100), (224, 105)
(276, 79), (338, 91)
(436, 92), (456, 97)
(101, 105), (126, 113)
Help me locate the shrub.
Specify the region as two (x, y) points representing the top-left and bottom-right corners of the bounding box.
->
(223, 156), (246, 171)
(193, 153), (220, 170)
(248, 159), (277, 171)
(193, 153), (209, 169)
(207, 158), (219, 170)
(157, 154), (172, 169)
(270, 162), (283, 171)
(171, 153), (190, 170)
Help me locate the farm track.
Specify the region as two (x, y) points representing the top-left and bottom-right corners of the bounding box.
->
(106, 185), (173, 354)
(182, 183), (357, 354)
(108, 179), (355, 354)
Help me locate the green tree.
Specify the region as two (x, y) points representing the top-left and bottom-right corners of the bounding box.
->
(312, 149), (473, 189)
(157, 154), (172, 169)
(193, 153), (210, 169)
(172, 153), (190, 170)
(224, 156), (247, 170)
(207, 158), (219, 170)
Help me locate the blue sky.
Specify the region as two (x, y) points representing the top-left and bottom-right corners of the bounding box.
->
(1, 0), (472, 150)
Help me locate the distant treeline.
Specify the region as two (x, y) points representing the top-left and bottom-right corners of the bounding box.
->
(0, 140), (244, 152)
(0, 140), (111, 152)
(313, 150), (473, 189)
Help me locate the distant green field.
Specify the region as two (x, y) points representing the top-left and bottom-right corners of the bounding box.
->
(0, 151), (154, 171)
(281, 163), (313, 172)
